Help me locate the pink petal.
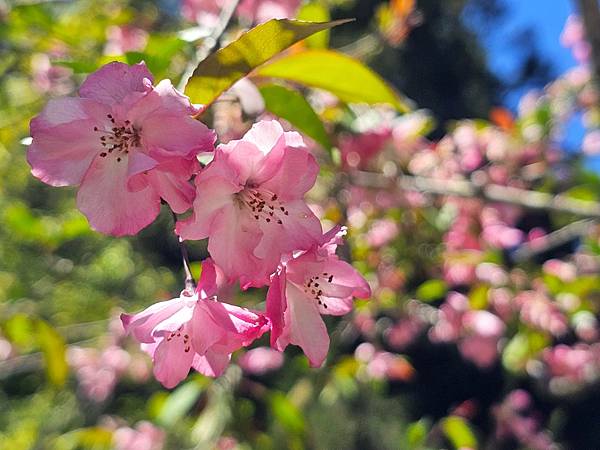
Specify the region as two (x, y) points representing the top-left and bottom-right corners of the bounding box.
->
(192, 299), (268, 355)
(289, 253), (371, 303)
(76, 153), (161, 236)
(219, 139), (280, 187)
(196, 258), (218, 298)
(146, 162), (197, 214)
(253, 199), (322, 262)
(243, 120), (290, 156)
(28, 98), (110, 186)
(175, 162), (241, 240)
(205, 300), (269, 350)
(121, 297), (186, 343)
(79, 61), (153, 106)
(190, 301), (227, 355)
(126, 152), (158, 192)
(285, 283), (329, 367)
(205, 206), (265, 286)
(266, 269), (287, 349)
(192, 350), (231, 377)
(259, 145), (319, 201)
(141, 114), (215, 160)
(319, 225), (347, 255)
(152, 331), (195, 388)
(217, 120), (297, 186)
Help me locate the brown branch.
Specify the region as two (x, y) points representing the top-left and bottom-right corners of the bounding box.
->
(512, 218), (597, 262)
(352, 171), (600, 218)
(577, 0), (600, 85)
(178, 0), (241, 91)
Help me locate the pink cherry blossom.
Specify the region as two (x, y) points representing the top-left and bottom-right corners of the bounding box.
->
(459, 310), (505, 369)
(177, 120), (323, 288)
(104, 25), (148, 56)
(181, 0), (224, 28)
(266, 227), (371, 367)
(28, 61), (215, 236)
(238, 347), (284, 375)
(338, 128), (391, 169)
(68, 345), (131, 402)
(121, 259), (269, 388)
(113, 421), (165, 450)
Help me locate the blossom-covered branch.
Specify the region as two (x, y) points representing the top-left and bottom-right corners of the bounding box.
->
(353, 170), (600, 219)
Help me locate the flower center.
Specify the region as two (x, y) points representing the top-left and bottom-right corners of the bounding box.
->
(303, 272), (335, 309)
(165, 326), (192, 353)
(237, 188), (289, 225)
(94, 114), (141, 162)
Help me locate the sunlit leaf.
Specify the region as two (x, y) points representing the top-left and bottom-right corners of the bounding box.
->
(256, 49), (411, 111)
(3, 314), (36, 349)
(468, 284), (489, 309)
(416, 279), (447, 302)
(297, 3), (331, 48)
(405, 418), (430, 449)
(53, 427), (113, 450)
(185, 18), (351, 106)
(260, 84), (332, 150)
(35, 319), (68, 386)
(441, 416), (477, 449)
(502, 330), (549, 372)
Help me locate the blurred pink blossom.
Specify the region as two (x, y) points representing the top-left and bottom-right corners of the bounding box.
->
(582, 130), (600, 155)
(515, 291), (569, 337)
(237, 0), (301, 23)
(339, 128), (391, 169)
(238, 347), (284, 375)
(542, 259), (577, 282)
(366, 218), (399, 248)
(114, 421), (165, 450)
(493, 390), (558, 450)
(459, 310), (505, 368)
(104, 25), (148, 56)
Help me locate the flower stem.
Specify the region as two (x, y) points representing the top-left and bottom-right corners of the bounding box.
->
(171, 211), (196, 294)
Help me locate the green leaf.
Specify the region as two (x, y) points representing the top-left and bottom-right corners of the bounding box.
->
(35, 320), (68, 386)
(297, 3), (331, 48)
(502, 330), (549, 373)
(416, 279), (448, 302)
(157, 379), (205, 427)
(468, 284), (489, 310)
(3, 314), (36, 349)
(260, 84), (332, 150)
(53, 59), (99, 74)
(184, 18), (351, 106)
(405, 418), (430, 449)
(256, 49), (411, 111)
(441, 416), (477, 449)
(53, 427), (113, 450)
(269, 391), (305, 435)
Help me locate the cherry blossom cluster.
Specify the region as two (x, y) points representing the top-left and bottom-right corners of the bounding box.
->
(28, 61), (370, 389)
(181, 0), (301, 28)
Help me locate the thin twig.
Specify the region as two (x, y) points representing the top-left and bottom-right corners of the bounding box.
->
(352, 171), (600, 218)
(171, 211), (196, 293)
(177, 0), (241, 91)
(512, 218), (597, 262)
